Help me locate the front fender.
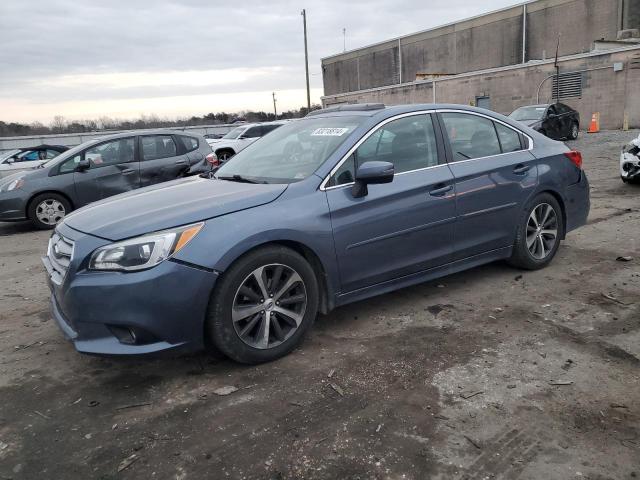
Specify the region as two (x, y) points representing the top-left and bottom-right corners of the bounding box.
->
(172, 190), (340, 301)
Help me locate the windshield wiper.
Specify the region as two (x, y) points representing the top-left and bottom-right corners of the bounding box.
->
(216, 174), (267, 184)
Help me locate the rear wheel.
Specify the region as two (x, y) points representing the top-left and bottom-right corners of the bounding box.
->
(28, 193), (71, 230)
(509, 193), (563, 270)
(206, 246), (319, 364)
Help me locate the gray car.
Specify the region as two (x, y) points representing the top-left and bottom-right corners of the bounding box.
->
(0, 130), (215, 229)
(42, 104), (590, 364)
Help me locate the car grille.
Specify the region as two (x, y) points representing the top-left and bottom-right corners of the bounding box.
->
(46, 232), (74, 285)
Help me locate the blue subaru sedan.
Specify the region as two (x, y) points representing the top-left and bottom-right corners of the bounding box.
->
(43, 104), (590, 363)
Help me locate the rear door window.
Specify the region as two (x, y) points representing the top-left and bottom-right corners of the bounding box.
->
(440, 113), (502, 161)
(141, 135), (178, 161)
(179, 135), (199, 152)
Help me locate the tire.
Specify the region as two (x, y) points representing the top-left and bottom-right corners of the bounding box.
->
(569, 122), (579, 140)
(508, 193), (564, 270)
(206, 245), (319, 364)
(27, 193), (72, 230)
(216, 149), (235, 162)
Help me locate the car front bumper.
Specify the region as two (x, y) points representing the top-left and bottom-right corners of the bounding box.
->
(620, 151), (640, 180)
(0, 190), (28, 221)
(43, 224), (219, 355)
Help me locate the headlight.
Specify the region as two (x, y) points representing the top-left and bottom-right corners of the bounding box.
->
(0, 178), (24, 192)
(89, 223), (203, 272)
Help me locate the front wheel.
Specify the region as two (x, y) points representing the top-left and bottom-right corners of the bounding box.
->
(206, 246), (319, 364)
(569, 122), (579, 140)
(509, 193), (564, 270)
(216, 149), (235, 162)
(28, 193), (71, 230)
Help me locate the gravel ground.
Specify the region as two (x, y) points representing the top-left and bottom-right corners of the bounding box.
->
(0, 130), (639, 480)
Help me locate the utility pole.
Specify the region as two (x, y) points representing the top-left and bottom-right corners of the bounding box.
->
(343, 28), (346, 52)
(272, 92), (277, 119)
(301, 9), (311, 112)
(554, 36), (560, 104)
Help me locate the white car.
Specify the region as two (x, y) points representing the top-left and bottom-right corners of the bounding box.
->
(0, 145), (68, 178)
(620, 133), (640, 184)
(206, 121), (287, 161)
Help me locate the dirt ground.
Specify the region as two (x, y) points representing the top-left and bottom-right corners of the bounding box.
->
(0, 130), (639, 480)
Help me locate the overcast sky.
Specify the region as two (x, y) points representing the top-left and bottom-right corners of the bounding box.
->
(0, 0), (522, 124)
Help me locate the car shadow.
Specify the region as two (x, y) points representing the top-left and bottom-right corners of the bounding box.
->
(81, 259), (518, 378)
(0, 221), (37, 236)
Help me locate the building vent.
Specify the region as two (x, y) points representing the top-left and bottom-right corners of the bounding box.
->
(552, 72), (583, 99)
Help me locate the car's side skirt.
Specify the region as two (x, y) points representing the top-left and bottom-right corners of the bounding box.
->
(334, 246), (513, 308)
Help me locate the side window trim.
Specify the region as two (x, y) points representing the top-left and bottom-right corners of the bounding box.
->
(435, 109), (533, 165)
(321, 110), (445, 191)
(492, 121), (505, 154)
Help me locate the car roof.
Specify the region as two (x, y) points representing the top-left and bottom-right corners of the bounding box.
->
(307, 103), (521, 119)
(79, 129), (204, 147)
(513, 104), (550, 109)
(20, 144), (68, 152)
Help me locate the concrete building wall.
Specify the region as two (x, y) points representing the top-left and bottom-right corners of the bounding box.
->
(322, 0), (631, 96)
(525, 0), (619, 60)
(322, 47), (640, 130)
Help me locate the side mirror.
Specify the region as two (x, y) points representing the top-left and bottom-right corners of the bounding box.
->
(352, 161), (394, 198)
(5, 157), (15, 165)
(75, 159), (91, 172)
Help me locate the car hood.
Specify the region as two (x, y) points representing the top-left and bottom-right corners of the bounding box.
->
(63, 176), (288, 241)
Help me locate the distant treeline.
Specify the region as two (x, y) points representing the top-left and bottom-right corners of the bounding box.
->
(0, 105), (322, 137)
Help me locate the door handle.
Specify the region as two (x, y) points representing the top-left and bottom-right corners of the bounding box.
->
(121, 169), (136, 175)
(513, 164), (531, 175)
(175, 160), (188, 166)
(429, 184), (453, 197)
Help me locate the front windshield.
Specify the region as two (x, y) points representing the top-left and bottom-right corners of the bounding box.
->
(510, 106), (546, 121)
(222, 126), (246, 140)
(216, 116), (365, 184)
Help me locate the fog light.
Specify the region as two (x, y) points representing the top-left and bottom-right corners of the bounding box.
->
(108, 325), (137, 345)
(108, 325), (159, 345)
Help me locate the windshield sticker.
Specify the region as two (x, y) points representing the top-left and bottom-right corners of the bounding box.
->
(311, 127), (350, 137)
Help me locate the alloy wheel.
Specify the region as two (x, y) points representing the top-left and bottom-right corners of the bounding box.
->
(36, 199), (66, 225)
(232, 264), (307, 349)
(526, 203), (558, 260)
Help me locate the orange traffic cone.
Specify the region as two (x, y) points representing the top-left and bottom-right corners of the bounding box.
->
(587, 112), (600, 134)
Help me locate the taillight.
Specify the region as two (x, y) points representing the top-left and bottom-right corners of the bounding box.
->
(206, 152), (219, 167)
(564, 150), (582, 169)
